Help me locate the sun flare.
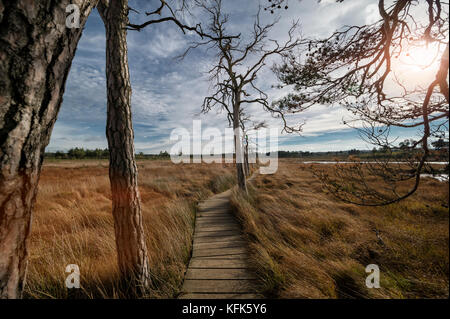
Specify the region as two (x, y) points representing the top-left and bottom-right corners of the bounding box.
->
(391, 42), (444, 88)
(396, 42), (442, 70)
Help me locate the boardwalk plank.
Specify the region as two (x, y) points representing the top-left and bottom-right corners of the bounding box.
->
(196, 215), (232, 219)
(185, 268), (257, 280)
(195, 226), (240, 232)
(193, 241), (246, 250)
(194, 230), (242, 238)
(182, 279), (256, 293)
(195, 219), (238, 225)
(194, 234), (243, 244)
(196, 218), (237, 222)
(189, 258), (248, 268)
(192, 247), (247, 258)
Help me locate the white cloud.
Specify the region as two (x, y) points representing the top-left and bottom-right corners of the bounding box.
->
(365, 4), (380, 24)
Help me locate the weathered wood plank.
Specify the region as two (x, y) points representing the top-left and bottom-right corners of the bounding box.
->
(198, 200), (230, 208)
(185, 268), (257, 280)
(195, 218), (238, 225)
(197, 254), (247, 259)
(195, 216), (237, 223)
(192, 247), (248, 258)
(196, 214), (232, 219)
(193, 241), (246, 250)
(194, 230), (241, 235)
(196, 222), (237, 227)
(194, 230), (242, 238)
(182, 279), (256, 293)
(194, 234), (244, 244)
(189, 258), (249, 268)
(197, 209), (232, 214)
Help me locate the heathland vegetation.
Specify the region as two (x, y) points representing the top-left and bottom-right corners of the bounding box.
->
(27, 158), (448, 298)
(26, 160), (236, 298)
(230, 160), (449, 298)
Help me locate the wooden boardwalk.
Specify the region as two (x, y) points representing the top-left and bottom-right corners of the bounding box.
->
(179, 189), (260, 299)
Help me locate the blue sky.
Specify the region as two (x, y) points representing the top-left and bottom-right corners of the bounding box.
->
(47, 0), (430, 153)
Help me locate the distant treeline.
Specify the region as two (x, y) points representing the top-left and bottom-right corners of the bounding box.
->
(45, 148), (171, 160)
(278, 149), (363, 158)
(278, 140), (449, 161)
(46, 139), (448, 161)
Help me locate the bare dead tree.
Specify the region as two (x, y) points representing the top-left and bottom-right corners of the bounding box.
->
(0, 0), (98, 299)
(183, 0), (301, 192)
(273, 0), (449, 205)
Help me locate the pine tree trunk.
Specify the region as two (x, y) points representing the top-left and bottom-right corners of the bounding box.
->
(0, 0), (96, 298)
(233, 93), (247, 192)
(98, 0), (150, 295)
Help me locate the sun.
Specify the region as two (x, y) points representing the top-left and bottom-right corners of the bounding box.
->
(395, 42), (441, 71)
(391, 42), (444, 88)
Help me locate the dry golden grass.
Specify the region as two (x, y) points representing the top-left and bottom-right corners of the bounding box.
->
(230, 159), (449, 299)
(25, 159), (236, 299)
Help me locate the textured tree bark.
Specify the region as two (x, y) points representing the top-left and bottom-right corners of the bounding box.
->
(0, 0), (97, 298)
(233, 93), (247, 193)
(97, 0), (150, 295)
